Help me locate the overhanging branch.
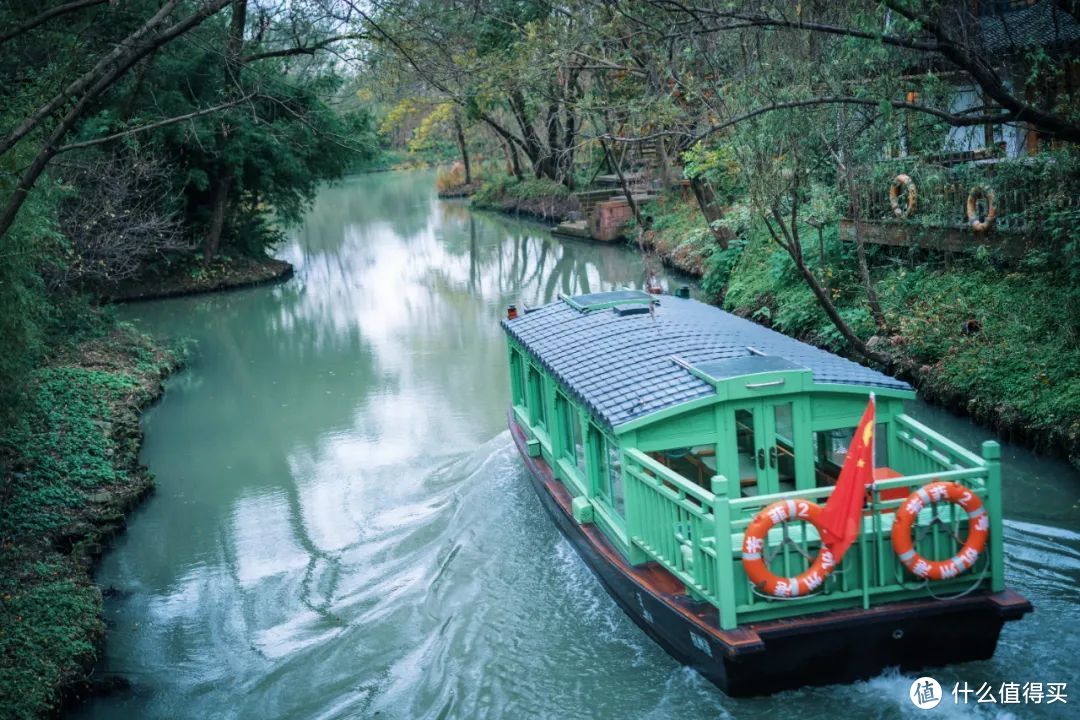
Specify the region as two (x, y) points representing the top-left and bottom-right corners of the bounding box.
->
(55, 95), (257, 154)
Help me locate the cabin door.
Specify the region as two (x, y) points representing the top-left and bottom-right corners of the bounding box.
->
(732, 400), (797, 496)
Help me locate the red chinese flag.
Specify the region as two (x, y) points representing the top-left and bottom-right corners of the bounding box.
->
(819, 395), (876, 562)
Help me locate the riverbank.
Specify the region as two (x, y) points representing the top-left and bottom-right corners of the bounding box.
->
(104, 255), (293, 302)
(471, 177), (578, 223)
(0, 324), (184, 719)
(636, 196), (1080, 469)
(466, 185), (1079, 468)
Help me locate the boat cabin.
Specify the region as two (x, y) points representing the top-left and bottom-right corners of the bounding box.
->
(503, 290), (1010, 631)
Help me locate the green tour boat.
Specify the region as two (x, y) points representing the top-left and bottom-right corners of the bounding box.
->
(502, 289), (1031, 696)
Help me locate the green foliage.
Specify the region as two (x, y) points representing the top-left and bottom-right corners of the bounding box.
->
(719, 219), (1080, 451)
(700, 239), (747, 301)
(0, 165), (64, 421)
(883, 266), (1080, 432)
(473, 175), (569, 206)
(681, 144), (744, 205)
(1, 355), (144, 538)
(638, 195), (743, 292)
(0, 324), (181, 719)
(0, 323), (181, 540)
(0, 553), (102, 720)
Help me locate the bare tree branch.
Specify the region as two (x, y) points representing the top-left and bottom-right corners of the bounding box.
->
(240, 32), (368, 64)
(0, 0), (109, 46)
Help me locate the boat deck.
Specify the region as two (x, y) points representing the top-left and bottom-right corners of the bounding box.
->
(511, 413), (1031, 660)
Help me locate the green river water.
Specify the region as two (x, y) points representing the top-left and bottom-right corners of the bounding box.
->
(72, 171), (1078, 719)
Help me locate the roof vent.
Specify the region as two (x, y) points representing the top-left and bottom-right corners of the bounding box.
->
(613, 304), (651, 316)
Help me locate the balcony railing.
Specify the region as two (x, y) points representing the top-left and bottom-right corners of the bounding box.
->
(846, 158), (1079, 238)
(622, 414), (1004, 630)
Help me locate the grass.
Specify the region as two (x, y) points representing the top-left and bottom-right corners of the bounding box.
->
(471, 175), (575, 222)
(635, 195), (719, 277)
(0, 323), (183, 719)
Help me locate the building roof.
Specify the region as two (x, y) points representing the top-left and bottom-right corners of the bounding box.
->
(980, 1), (1080, 55)
(502, 293), (912, 430)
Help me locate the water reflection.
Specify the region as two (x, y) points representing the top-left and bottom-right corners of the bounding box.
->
(74, 171), (1078, 720)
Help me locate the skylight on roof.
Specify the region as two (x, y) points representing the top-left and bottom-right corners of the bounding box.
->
(562, 290), (655, 312)
(691, 355), (807, 382)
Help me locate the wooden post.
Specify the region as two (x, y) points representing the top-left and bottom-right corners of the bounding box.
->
(983, 440), (1005, 592)
(711, 474), (740, 630)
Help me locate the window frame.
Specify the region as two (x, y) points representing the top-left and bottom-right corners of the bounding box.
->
(527, 364), (547, 430)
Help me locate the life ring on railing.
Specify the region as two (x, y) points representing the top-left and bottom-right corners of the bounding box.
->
(891, 481), (989, 581)
(966, 186), (997, 232)
(741, 499), (836, 598)
(889, 174), (917, 218)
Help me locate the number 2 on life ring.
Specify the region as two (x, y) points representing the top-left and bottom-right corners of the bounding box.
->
(891, 481), (989, 581)
(741, 499), (836, 598)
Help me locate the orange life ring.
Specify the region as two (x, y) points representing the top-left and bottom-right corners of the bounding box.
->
(741, 499), (837, 597)
(889, 174), (917, 218)
(891, 481), (989, 581)
(966, 186), (997, 232)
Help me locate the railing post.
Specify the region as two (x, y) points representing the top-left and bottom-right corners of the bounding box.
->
(624, 449), (647, 565)
(711, 474), (739, 630)
(982, 440), (1005, 592)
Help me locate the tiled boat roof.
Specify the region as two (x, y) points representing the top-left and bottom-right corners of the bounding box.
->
(979, 1), (1080, 54)
(502, 293), (912, 430)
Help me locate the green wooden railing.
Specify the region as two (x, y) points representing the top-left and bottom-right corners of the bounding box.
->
(622, 414), (1004, 630)
(623, 450), (725, 607)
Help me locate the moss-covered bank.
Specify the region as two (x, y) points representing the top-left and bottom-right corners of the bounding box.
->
(635, 196), (1080, 469)
(0, 324), (184, 719)
(471, 176), (577, 223)
(104, 255), (293, 302)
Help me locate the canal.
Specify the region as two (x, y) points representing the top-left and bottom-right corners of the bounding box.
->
(74, 171), (1079, 719)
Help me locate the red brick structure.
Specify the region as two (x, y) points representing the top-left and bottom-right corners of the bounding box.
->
(589, 197), (636, 242)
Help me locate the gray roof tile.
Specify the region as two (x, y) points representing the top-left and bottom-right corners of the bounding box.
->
(503, 293), (911, 430)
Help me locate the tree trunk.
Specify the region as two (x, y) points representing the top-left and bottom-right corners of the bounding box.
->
(689, 176), (730, 249)
(453, 110), (471, 185)
(763, 209), (892, 368)
(655, 136), (673, 188)
(837, 114), (887, 332)
(202, 0), (246, 264)
(599, 136), (643, 226)
(203, 172), (232, 261)
(506, 137), (523, 180)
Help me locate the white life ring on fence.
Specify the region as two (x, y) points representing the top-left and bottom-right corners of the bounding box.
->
(889, 174), (917, 218)
(966, 186), (997, 232)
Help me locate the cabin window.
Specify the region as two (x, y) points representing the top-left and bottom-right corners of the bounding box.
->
(771, 402), (796, 493)
(650, 445), (717, 488)
(813, 423), (890, 486)
(509, 349), (526, 407)
(734, 402), (800, 495)
(734, 408), (758, 496)
(527, 365), (547, 429)
(558, 394), (586, 475)
(590, 426), (625, 517)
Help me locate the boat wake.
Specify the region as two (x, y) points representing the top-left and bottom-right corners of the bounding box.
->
(76, 432), (1078, 720)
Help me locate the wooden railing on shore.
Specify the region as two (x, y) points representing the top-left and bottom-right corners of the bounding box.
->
(622, 414), (1004, 630)
(842, 162), (1078, 253)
